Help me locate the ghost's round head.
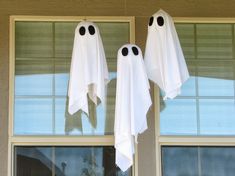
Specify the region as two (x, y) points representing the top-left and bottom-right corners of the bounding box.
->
(148, 9), (172, 32)
(73, 21), (105, 62)
(77, 21), (97, 35)
(118, 44), (142, 60)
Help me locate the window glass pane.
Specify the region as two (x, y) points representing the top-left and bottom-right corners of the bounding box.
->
(54, 60), (70, 96)
(200, 147), (235, 176)
(14, 21), (130, 136)
(198, 61), (234, 96)
(15, 60), (54, 96)
(55, 80), (115, 135)
(160, 23), (235, 136)
(55, 22), (78, 58)
(160, 99), (197, 135)
(175, 24), (195, 60)
(97, 22), (129, 72)
(15, 22), (53, 58)
(14, 99), (53, 135)
(200, 99), (235, 135)
(161, 146), (198, 176)
(196, 24), (233, 60)
(15, 146), (131, 176)
(177, 61), (196, 96)
(162, 146), (235, 176)
(55, 98), (98, 135)
(15, 147), (52, 176)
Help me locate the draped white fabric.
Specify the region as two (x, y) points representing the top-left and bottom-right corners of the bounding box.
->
(144, 9), (189, 100)
(68, 21), (109, 115)
(115, 44), (152, 171)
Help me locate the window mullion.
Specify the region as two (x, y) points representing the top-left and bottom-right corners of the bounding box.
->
(52, 22), (56, 135)
(197, 147), (202, 176)
(52, 146), (55, 176)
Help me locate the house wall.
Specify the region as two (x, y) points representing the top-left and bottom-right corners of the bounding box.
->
(1, 0), (235, 175)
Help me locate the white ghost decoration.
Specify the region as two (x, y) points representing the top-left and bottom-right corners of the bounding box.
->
(115, 44), (152, 172)
(144, 9), (189, 100)
(68, 21), (109, 115)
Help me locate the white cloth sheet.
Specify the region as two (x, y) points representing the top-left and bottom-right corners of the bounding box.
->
(144, 9), (189, 100)
(68, 21), (109, 115)
(115, 44), (152, 171)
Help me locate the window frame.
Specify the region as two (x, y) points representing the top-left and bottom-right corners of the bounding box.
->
(155, 17), (235, 176)
(8, 15), (135, 176)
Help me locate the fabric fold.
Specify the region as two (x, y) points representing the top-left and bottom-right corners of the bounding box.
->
(144, 9), (189, 100)
(115, 44), (152, 172)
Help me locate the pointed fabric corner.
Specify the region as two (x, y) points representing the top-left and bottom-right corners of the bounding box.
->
(144, 9), (189, 100)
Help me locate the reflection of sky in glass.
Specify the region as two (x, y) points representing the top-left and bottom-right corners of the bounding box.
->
(178, 76), (196, 96)
(14, 72), (117, 135)
(15, 74), (53, 96)
(160, 76), (196, 97)
(14, 99), (53, 135)
(198, 77), (234, 96)
(200, 99), (235, 135)
(160, 99), (197, 135)
(14, 70), (235, 136)
(160, 76), (235, 136)
(55, 73), (69, 96)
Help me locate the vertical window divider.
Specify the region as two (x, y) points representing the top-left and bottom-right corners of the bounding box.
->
(52, 146), (56, 176)
(194, 23), (201, 136)
(197, 147), (202, 176)
(52, 22), (56, 135)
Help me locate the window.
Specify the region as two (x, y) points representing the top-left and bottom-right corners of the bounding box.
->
(162, 146), (235, 176)
(9, 16), (135, 176)
(15, 146), (121, 176)
(156, 18), (235, 176)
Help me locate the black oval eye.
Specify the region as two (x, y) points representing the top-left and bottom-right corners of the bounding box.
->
(121, 47), (128, 56)
(79, 26), (86, 35)
(88, 25), (95, 35)
(157, 16), (164, 26)
(132, 46), (139, 55)
(149, 16), (154, 26)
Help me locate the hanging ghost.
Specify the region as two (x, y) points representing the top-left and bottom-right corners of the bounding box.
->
(114, 44), (152, 172)
(68, 21), (109, 116)
(144, 9), (189, 100)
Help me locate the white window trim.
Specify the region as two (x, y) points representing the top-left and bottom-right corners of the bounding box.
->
(8, 16), (136, 176)
(155, 17), (235, 176)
